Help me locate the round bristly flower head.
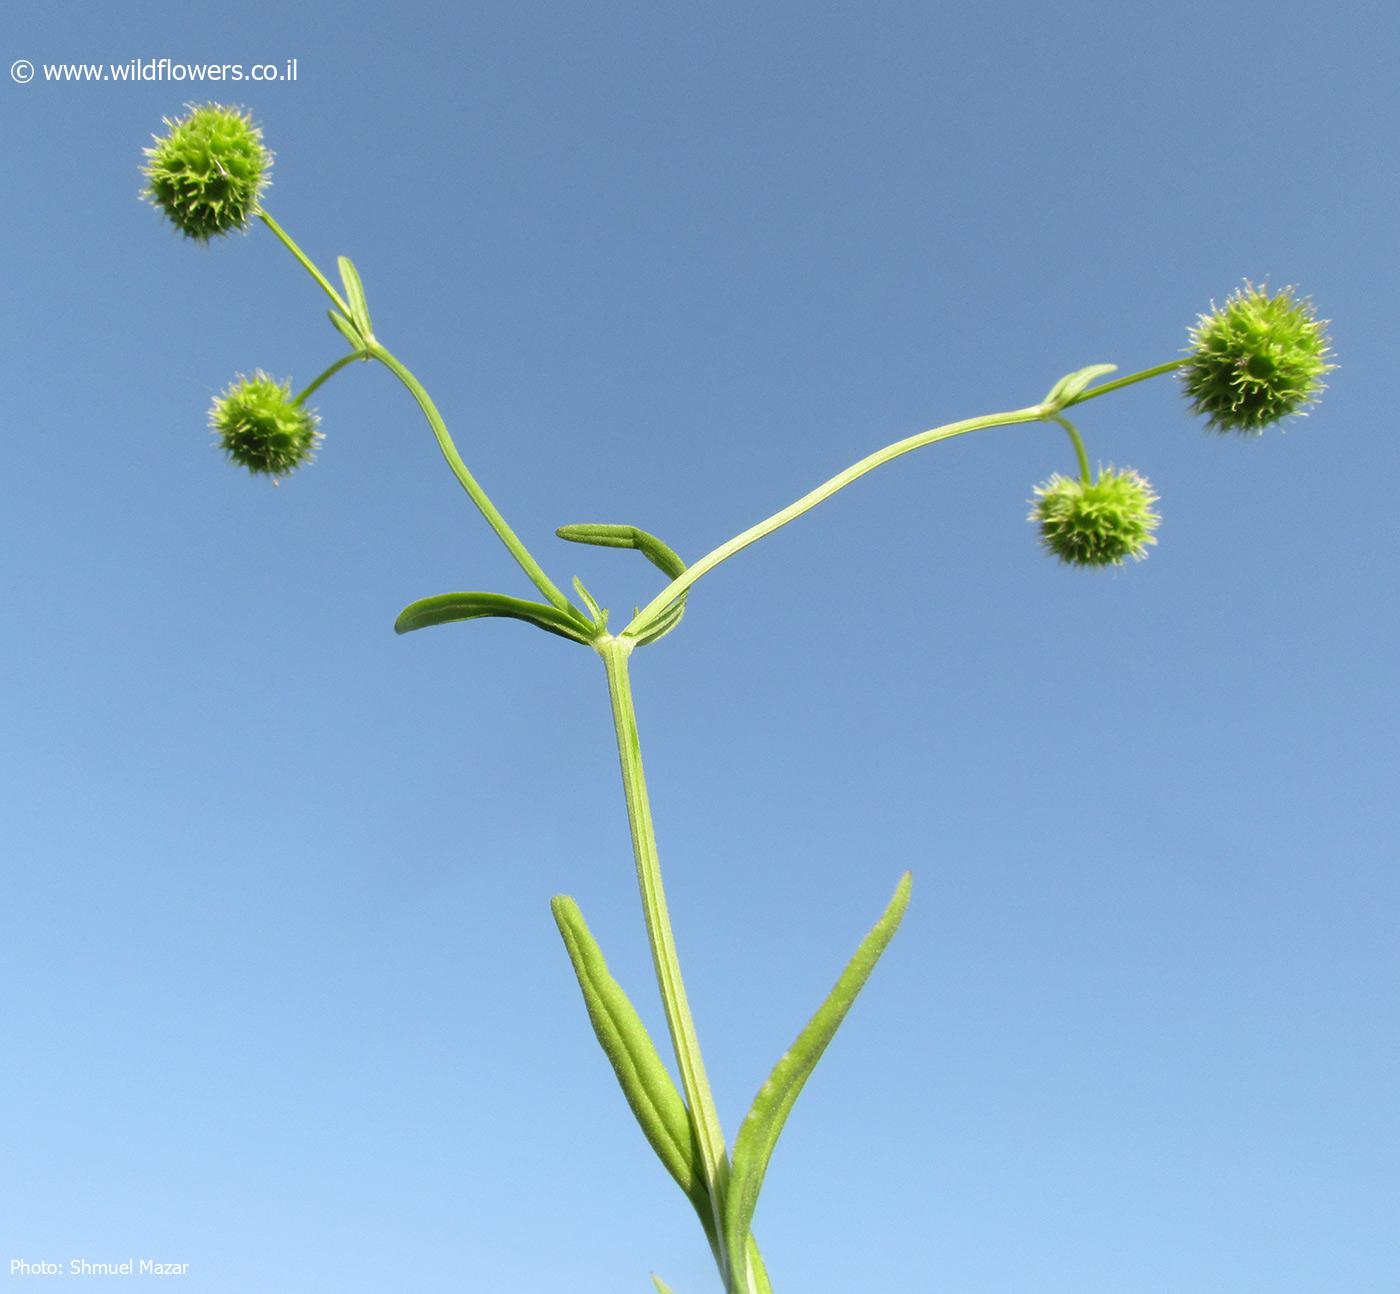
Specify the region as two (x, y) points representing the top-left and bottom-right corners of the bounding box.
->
(1030, 467), (1160, 567)
(1181, 282), (1333, 434)
(210, 373), (320, 479)
(143, 104), (269, 241)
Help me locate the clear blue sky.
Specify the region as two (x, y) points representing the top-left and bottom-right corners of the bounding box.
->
(3, 2), (1396, 1291)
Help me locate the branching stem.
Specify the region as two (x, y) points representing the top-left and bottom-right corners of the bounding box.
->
(257, 206), (581, 620)
(622, 404), (1044, 640)
(367, 343), (580, 617)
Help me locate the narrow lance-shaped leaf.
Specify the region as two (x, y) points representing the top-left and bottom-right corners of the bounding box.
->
(1041, 362), (1117, 411)
(337, 255), (374, 338)
(572, 576), (608, 629)
(650, 1276), (677, 1294)
(630, 596), (686, 649)
(395, 592), (592, 644)
(723, 872), (913, 1291)
(328, 308), (365, 352)
(551, 896), (716, 1245)
(556, 523), (686, 578)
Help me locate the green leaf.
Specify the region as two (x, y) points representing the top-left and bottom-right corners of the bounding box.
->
(723, 872), (913, 1290)
(552, 896), (715, 1244)
(631, 600), (686, 648)
(742, 1236), (774, 1294)
(394, 592), (592, 644)
(1042, 362), (1117, 411)
(571, 576), (608, 629)
(337, 255), (373, 338)
(557, 524), (688, 645)
(556, 523), (686, 579)
(650, 1276), (677, 1294)
(632, 597), (688, 648)
(328, 308), (365, 352)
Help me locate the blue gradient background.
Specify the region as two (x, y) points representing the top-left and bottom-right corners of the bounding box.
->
(2, 2), (1396, 1290)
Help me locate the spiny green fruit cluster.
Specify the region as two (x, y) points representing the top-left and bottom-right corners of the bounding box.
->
(1181, 283), (1333, 434)
(1030, 467), (1160, 568)
(209, 373), (320, 478)
(143, 104), (269, 242)
(140, 105), (1335, 556)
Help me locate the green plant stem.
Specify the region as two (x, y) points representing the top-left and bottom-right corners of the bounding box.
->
(294, 350), (369, 405)
(256, 209), (350, 315)
(623, 358), (1187, 641)
(256, 206), (579, 620)
(1049, 412), (1092, 482)
(622, 403), (1045, 640)
(368, 343), (580, 618)
(597, 635), (737, 1291)
(1064, 357), (1187, 406)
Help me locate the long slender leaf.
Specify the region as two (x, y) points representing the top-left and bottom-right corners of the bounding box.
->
(551, 896), (715, 1242)
(650, 1276), (677, 1294)
(723, 872), (913, 1290)
(571, 575), (608, 629)
(556, 523), (686, 579)
(394, 592), (592, 644)
(631, 596), (686, 648)
(337, 255), (373, 337)
(328, 308), (365, 351)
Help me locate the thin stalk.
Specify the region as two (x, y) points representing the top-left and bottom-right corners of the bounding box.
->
(597, 635), (736, 1291)
(1049, 413), (1092, 482)
(367, 343), (580, 618)
(256, 209), (350, 315)
(1065, 357), (1187, 406)
(294, 350), (369, 406)
(622, 403), (1045, 640)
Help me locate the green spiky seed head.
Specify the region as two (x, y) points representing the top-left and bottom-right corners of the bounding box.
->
(1030, 467), (1159, 567)
(143, 104), (269, 242)
(210, 373), (320, 479)
(1181, 282), (1333, 434)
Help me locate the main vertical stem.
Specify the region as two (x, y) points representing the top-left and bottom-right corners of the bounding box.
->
(598, 635), (736, 1290)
